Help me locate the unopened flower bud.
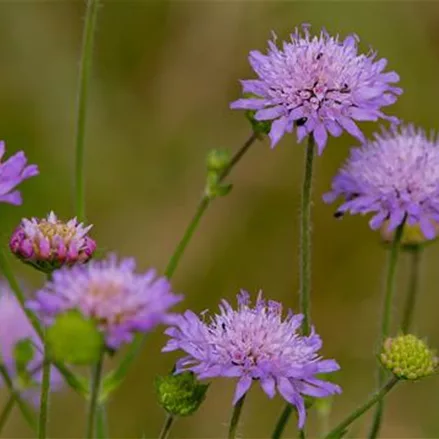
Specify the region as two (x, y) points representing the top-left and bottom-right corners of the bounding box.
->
(46, 311), (104, 365)
(380, 221), (439, 249)
(380, 334), (438, 380)
(207, 149), (231, 173)
(155, 371), (209, 417)
(10, 211), (96, 273)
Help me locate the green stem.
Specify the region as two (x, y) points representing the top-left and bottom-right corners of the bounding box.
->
(0, 365), (36, 431)
(0, 396), (15, 435)
(75, 0), (100, 222)
(325, 377), (399, 439)
(96, 404), (109, 439)
(228, 394), (247, 439)
(158, 414), (175, 439)
(38, 344), (51, 439)
(86, 352), (105, 439)
(103, 132), (258, 395)
(271, 405), (292, 439)
(368, 220), (405, 439)
(300, 135), (315, 335)
(299, 429), (306, 439)
(401, 247), (422, 333)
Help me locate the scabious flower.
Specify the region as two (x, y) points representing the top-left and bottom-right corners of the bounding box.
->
(27, 255), (183, 349)
(0, 283), (61, 405)
(230, 25), (401, 154)
(163, 291), (341, 428)
(10, 211), (96, 273)
(0, 141), (38, 204)
(324, 125), (439, 239)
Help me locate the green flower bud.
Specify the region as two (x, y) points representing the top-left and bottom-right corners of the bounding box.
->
(155, 371), (209, 417)
(380, 334), (438, 380)
(13, 338), (36, 387)
(207, 149), (231, 173)
(46, 310), (104, 365)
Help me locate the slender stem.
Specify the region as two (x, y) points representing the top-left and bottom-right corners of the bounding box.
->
(272, 405), (293, 439)
(38, 343), (51, 439)
(228, 394), (247, 439)
(0, 396), (15, 435)
(158, 414), (175, 439)
(325, 377), (399, 438)
(86, 352), (105, 439)
(96, 404), (109, 439)
(75, 0), (100, 222)
(300, 135), (315, 335)
(368, 220), (405, 439)
(0, 365), (36, 431)
(104, 133), (258, 393)
(299, 429), (306, 439)
(401, 247), (422, 333)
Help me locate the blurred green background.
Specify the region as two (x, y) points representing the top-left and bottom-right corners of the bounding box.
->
(1, 1), (439, 437)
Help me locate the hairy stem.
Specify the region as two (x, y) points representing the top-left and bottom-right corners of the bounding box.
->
(325, 377), (399, 438)
(368, 220), (405, 439)
(75, 0), (100, 222)
(38, 347), (51, 439)
(158, 414), (175, 439)
(228, 395), (247, 439)
(86, 352), (104, 439)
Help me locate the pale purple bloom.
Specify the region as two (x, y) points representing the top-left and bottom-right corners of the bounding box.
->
(10, 211), (96, 273)
(324, 125), (439, 239)
(163, 291), (341, 429)
(27, 255), (183, 349)
(0, 141), (38, 204)
(0, 283), (61, 405)
(231, 25), (401, 154)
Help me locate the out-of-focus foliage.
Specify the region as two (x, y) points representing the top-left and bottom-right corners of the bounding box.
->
(1, 1), (439, 438)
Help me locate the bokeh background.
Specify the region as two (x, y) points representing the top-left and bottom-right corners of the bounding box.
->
(1, 1), (439, 437)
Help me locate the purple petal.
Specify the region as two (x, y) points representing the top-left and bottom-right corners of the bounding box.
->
(233, 376), (252, 404)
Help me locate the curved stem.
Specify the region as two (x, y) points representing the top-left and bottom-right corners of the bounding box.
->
(401, 247), (422, 333)
(86, 351), (105, 439)
(0, 396), (15, 435)
(300, 135), (315, 335)
(38, 346), (51, 439)
(271, 405), (292, 439)
(158, 414), (175, 439)
(368, 220), (405, 439)
(75, 0), (100, 222)
(228, 394), (247, 439)
(325, 377), (399, 438)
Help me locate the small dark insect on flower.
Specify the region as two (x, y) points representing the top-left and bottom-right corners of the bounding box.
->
(334, 211), (344, 219)
(295, 117), (308, 127)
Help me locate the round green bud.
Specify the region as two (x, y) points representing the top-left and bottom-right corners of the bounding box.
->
(155, 371), (209, 417)
(46, 310), (104, 365)
(207, 149), (231, 173)
(380, 334), (438, 380)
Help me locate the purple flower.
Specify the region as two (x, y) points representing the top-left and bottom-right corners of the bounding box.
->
(10, 211), (96, 273)
(0, 283), (61, 405)
(230, 25), (402, 154)
(0, 141), (38, 205)
(163, 291), (341, 429)
(324, 124), (439, 239)
(27, 255), (183, 349)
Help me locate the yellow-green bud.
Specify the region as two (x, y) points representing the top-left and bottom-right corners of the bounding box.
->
(380, 334), (438, 380)
(155, 372), (209, 417)
(46, 311), (104, 365)
(207, 149), (231, 173)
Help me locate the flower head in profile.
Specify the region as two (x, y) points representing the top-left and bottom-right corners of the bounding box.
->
(324, 125), (439, 239)
(0, 283), (61, 404)
(231, 25), (401, 154)
(27, 255), (183, 349)
(163, 291), (341, 428)
(10, 211), (96, 273)
(0, 141), (38, 204)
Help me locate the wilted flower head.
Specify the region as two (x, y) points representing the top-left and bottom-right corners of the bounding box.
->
(27, 255), (183, 349)
(10, 211), (96, 273)
(324, 125), (439, 239)
(163, 291), (341, 429)
(231, 25), (401, 153)
(0, 283), (61, 404)
(0, 141), (38, 205)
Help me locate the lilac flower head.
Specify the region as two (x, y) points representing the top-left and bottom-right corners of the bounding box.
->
(0, 283), (61, 405)
(27, 254), (183, 349)
(163, 291), (341, 428)
(324, 125), (439, 239)
(0, 141), (38, 204)
(231, 25), (402, 154)
(10, 211), (96, 273)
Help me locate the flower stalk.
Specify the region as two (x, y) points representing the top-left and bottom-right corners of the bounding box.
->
(228, 395), (247, 439)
